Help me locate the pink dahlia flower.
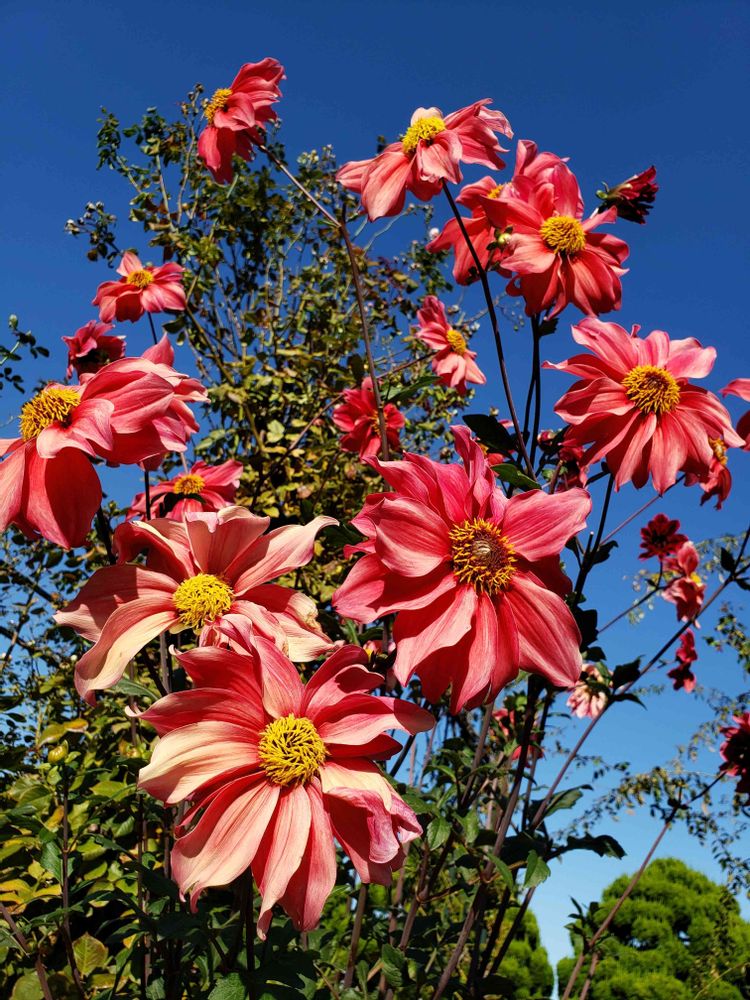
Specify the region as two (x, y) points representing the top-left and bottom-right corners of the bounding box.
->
(483, 163), (629, 317)
(639, 513), (688, 561)
(596, 166), (658, 225)
(332, 377), (405, 460)
(545, 319), (743, 493)
(62, 320), (125, 379)
(415, 296), (486, 395)
(337, 100), (512, 221)
(135, 637), (433, 933)
(198, 59), (285, 184)
(667, 629), (697, 692)
(55, 506), (336, 703)
(333, 427), (590, 712)
(127, 459), (243, 520)
(721, 378), (750, 448)
(93, 252), (186, 324)
(566, 665), (608, 719)
(684, 437), (733, 509)
(719, 712), (750, 800)
(0, 353), (204, 549)
(427, 141), (571, 285)
(662, 542), (705, 622)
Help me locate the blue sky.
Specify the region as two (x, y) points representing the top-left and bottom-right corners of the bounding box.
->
(2, 0), (749, 981)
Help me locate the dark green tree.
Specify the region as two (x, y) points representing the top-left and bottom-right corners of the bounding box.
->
(558, 858), (750, 999)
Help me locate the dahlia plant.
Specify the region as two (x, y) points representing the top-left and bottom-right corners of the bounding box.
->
(1, 58), (749, 1000)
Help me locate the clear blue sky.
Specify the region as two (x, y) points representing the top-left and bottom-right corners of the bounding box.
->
(2, 0), (749, 982)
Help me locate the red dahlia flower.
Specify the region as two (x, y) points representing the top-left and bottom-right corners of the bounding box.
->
(639, 513), (688, 561)
(135, 637), (432, 933)
(332, 377), (405, 460)
(93, 252), (186, 324)
(197, 59), (285, 184)
(427, 140), (572, 285)
(662, 542), (705, 622)
(127, 459), (243, 520)
(415, 296), (486, 395)
(545, 319), (743, 493)
(719, 713), (750, 800)
(483, 163), (629, 317)
(333, 427), (590, 712)
(0, 353), (205, 549)
(667, 629), (698, 692)
(62, 320), (125, 378)
(55, 505), (336, 703)
(596, 166), (658, 224)
(721, 378), (750, 448)
(337, 100), (512, 221)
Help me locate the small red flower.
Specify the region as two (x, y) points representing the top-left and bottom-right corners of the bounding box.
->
(93, 253), (186, 324)
(197, 59), (285, 184)
(639, 513), (688, 561)
(332, 377), (405, 460)
(337, 100), (512, 221)
(662, 542), (705, 623)
(127, 459), (243, 520)
(415, 296), (486, 395)
(596, 166), (658, 225)
(62, 320), (125, 379)
(685, 437), (733, 510)
(667, 629), (698, 692)
(719, 713), (750, 800)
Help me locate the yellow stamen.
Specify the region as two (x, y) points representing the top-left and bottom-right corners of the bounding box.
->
(258, 714), (327, 786)
(126, 269), (155, 289)
(19, 388), (80, 441)
(204, 87), (233, 125)
(622, 365), (680, 416)
(487, 183), (505, 199)
(709, 437), (727, 465)
(539, 215), (586, 254)
(173, 574), (233, 630)
(401, 115), (446, 157)
(173, 473), (206, 496)
(449, 518), (516, 595)
(445, 329), (467, 356)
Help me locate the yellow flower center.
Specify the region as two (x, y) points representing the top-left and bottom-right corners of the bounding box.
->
(449, 518), (516, 595)
(19, 388), (81, 441)
(539, 215), (586, 254)
(173, 574), (234, 629)
(204, 87), (233, 125)
(401, 115), (446, 157)
(709, 437), (727, 465)
(487, 183), (505, 199)
(126, 269), (155, 289)
(621, 365), (681, 416)
(173, 472), (207, 496)
(445, 329), (467, 356)
(258, 714), (327, 786)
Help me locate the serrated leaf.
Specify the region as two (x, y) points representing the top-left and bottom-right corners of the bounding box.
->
(491, 463), (541, 491)
(381, 943), (405, 988)
(523, 851), (551, 889)
(39, 840), (62, 883)
(208, 974), (248, 999)
(426, 815), (451, 850)
(73, 932), (108, 975)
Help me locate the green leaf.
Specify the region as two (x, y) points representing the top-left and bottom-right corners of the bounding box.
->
(426, 815), (451, 850)
(488, 856), (515, 891)
(73, 932), (108, 975)
(10, 973), (44, 1000)
(491, 463), (541, 491)
(523, 851), (551, 889)
(113, 677), (157, 704)
(542, 785), (590, 818)
(208, 974), (249, 1000)
(561, 833), (626, 860)
(39, 840), (62, 883)
(381, 943), (405, 988)
(720, 547), (736, 573)
(463, 413), (516, 453)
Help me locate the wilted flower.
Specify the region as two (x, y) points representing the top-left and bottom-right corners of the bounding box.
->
(62, 320), (125, 378)
(596, 166), (658, 224)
